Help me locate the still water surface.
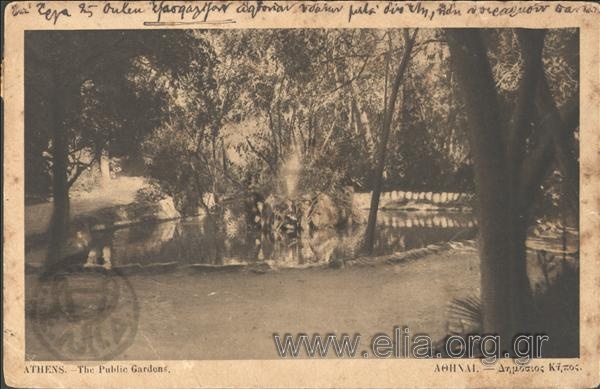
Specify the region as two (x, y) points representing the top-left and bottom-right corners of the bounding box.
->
(81, 211), (477, 268)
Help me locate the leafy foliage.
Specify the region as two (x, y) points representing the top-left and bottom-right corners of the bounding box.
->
(26, 29), (576, 213)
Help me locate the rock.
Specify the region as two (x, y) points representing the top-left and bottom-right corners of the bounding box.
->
(202, 192), (216, 209)
(158, 197), (180, 219)
(311, 193), (342, 228)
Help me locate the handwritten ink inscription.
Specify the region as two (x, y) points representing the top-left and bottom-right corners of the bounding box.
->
(103, 2), (144, 15)
(5, 1), (600, 26)
(11, 3), (31, 16)
(36, 3), (72, 25)
(151, 1), (230, 23)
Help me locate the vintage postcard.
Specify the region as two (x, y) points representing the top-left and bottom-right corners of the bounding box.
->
(2, 1), (599, 388)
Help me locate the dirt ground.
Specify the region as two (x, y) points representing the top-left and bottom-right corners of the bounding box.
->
(26, 248), (481, 360)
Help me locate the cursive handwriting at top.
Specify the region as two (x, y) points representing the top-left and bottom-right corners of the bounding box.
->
(103, 2), (144, 16)
(36, 2), (71, 25)
(6, 1), (600, 26)
(150, 1), (231, 23)
(11, 3), (31, 16)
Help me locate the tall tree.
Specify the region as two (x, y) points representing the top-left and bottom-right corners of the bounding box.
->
(445, 29), (579, 346)
(26, 30), (207, 266)
(363, 29), (417, 254)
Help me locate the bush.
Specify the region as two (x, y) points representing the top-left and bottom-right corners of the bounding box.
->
(531, 252), (579, 357)
(442, 251), (579, 358)
(135, 180), (167, 203)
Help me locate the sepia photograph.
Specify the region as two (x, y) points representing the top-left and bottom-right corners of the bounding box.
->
(3, 2), (599, 387)
(22, 27), (580, 361)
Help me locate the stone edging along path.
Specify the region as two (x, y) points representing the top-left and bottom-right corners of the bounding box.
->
(344, 240), (478, 268)
(352, 191), (475, 211)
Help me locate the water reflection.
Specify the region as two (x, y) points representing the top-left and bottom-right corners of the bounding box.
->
(93, 211), (476, 268)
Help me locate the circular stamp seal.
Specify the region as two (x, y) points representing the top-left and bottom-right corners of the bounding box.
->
(30, 259), (139, 360)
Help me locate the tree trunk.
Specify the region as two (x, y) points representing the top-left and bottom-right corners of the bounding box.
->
(446, 30), (513, 344)
(535, 75), (580, 224)
(445, 29), (548, 348)
(364, 29), (417, 254)
(100, 150), (111, 185)
(47, 79), (70, 267)
(505, 30), (546, 335)
(221, 138), (228, 175)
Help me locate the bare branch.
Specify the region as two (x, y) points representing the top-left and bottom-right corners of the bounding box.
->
(246, 139), (276, 172)
(67, 154), (100, 187)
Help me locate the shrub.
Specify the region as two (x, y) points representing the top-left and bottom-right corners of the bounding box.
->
(135, 180), (167, 203)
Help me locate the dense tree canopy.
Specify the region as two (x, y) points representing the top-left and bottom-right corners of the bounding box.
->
(26, 30), (579, 339)
(26, 29), (483, 204)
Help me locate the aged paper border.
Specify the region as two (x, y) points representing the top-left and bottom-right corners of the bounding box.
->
(3, 1), (599, 388)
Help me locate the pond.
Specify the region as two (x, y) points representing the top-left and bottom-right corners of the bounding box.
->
(26, 211), (477, 270)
